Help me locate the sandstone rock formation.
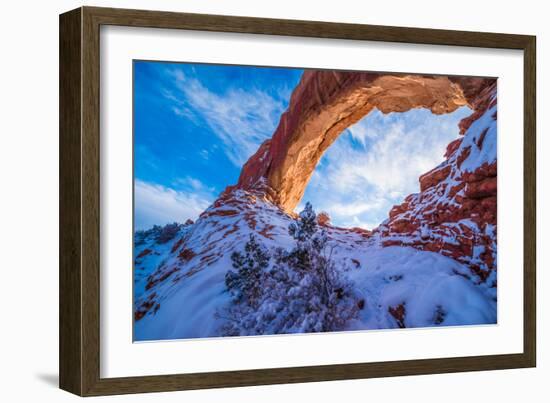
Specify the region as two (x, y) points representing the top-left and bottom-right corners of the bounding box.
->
(233, 70), (497, 281)
(235, 71), (495, 213)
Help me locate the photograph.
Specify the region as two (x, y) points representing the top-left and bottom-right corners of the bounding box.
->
(2, 0), (543, 399)
(132, 61), (498, 341)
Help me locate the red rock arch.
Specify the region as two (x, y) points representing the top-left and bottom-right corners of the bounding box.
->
(235, 70), (494, 212)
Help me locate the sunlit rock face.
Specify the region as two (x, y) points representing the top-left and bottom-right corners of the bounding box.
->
(235, 71), (494, 213)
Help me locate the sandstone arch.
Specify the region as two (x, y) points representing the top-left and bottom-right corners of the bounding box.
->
(236, 71), (495, 212)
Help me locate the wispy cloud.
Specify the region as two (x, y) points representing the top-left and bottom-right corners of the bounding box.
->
(327, 199), (385, 217)
(171, 175), (215, 194)
(134, 179), (214, 230)
(300, 107), (471, 229)
(164, 69), (286, 166)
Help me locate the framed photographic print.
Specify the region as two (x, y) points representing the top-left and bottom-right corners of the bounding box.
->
(59, 6), (536, 396)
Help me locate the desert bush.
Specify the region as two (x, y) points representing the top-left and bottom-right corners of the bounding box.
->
(155, 222), (181, 244)
(134, 225), (161, 246)
(225, 234), (270, 308)
(219, 202), (358, 336)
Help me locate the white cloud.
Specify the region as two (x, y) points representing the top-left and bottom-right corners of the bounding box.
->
(346, 216), (382, 231)
(332, 121), (445, 196)
(171, 175), (215, 194)
(328, 200), (385, 217)
(300, 107), (471, 229)
(165, 69), (286, 166)
(134, 179), (214, 230)
(347, 118), (379, 146)
(199, 149), (210, 160)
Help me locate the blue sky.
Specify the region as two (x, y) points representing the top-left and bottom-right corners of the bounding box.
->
(134, 61), (302, 229)
(134, 61), (471, 230)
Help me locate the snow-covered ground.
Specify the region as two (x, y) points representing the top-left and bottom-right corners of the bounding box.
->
(133, 188), (496, 341)
(346, 246), (495, 330)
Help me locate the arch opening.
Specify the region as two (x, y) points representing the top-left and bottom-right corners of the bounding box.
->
(296, 105), (472, 229)
(236, 71), (493, 215)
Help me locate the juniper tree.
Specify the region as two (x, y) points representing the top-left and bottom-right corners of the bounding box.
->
(277, 202), (356, 329)
(225, 234), (270, 308)
(219, 203), (359, 336)
(155, 222), (181, 244)
(289, 202), (317, 241)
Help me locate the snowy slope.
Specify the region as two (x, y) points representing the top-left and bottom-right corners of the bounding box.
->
(134, 186), (496, 341)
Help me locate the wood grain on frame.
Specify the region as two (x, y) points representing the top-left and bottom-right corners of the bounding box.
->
(59, 7), (82, 395)
(59, 6), (536, 396)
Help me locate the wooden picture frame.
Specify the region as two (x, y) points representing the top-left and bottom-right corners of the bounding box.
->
(59, 6), (536, 396)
